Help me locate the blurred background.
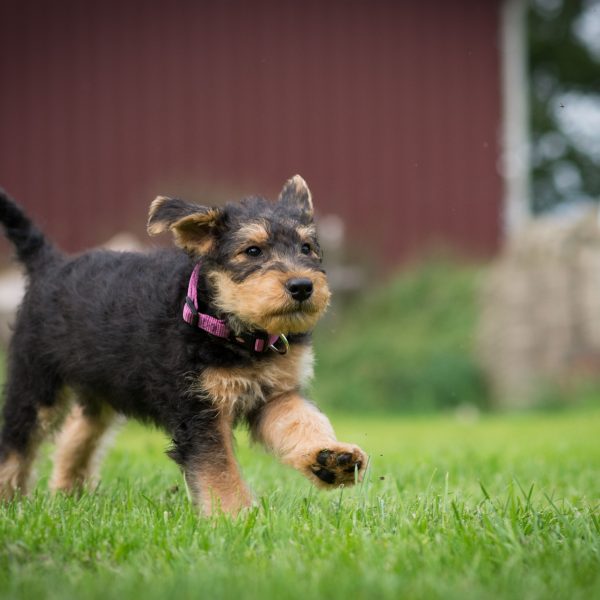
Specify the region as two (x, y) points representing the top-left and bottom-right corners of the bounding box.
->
(1, 0), (599, 414)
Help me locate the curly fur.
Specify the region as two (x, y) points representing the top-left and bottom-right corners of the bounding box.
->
(0, 177), (366, 514)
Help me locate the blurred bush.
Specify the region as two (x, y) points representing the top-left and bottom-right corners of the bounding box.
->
(312, 260), (490, 413)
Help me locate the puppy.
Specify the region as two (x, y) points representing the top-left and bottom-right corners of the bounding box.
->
(0, 176), (367, 514)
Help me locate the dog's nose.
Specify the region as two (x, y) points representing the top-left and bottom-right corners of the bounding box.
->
(286, 278), (313, 302)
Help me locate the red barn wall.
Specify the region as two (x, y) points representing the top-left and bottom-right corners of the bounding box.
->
(0, 0), (503, 264)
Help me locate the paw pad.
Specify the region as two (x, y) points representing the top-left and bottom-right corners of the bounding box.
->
(310, 447), (365, 486)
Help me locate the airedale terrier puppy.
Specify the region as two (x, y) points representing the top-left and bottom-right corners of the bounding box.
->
(0, 176), (367, 514)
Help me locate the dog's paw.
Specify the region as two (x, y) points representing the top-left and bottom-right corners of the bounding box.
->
(307, 444), (367, 488)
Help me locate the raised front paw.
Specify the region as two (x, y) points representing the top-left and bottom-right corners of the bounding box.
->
(308, 444), (367, 488)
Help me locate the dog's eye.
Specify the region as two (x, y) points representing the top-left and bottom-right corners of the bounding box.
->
(300, 243), (312, 255)
(245, 246), (263, 257)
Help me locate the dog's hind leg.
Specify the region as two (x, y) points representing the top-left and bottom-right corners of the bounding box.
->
(50, 401), (119, 494)
(0, 355), (66, 500)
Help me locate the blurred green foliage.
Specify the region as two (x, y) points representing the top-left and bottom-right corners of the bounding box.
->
(528, 0), (600, 212)
(313, 261), (489, 413)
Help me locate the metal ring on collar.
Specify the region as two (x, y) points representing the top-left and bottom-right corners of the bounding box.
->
(269, 333), (289, 355)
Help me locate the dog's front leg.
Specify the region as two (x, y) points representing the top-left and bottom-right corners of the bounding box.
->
(173, 411), (253, 516)
(251, 393), (367, 488)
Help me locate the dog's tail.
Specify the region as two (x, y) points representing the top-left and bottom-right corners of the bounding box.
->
(0, 188), (57, 273)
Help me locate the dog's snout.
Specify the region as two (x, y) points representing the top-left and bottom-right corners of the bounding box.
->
(285, 278), (313, 302)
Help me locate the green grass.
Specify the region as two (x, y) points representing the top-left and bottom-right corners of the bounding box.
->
(1, 260), (599, 597)
(1, 410), (599, 600)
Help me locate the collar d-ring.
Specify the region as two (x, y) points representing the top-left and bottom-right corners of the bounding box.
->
(269, 333), (289, 355)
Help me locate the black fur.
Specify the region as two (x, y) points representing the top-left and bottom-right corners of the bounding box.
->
(0, 188), (319, 477)
(197, 197), (322, 283)
(0, 189), (57, 272)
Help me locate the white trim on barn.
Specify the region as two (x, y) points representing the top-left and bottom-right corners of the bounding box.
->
(500, 0), (532, 238)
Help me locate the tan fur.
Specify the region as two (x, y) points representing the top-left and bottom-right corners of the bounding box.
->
(147, 197), (221, 254)
(0, 392), (71, 499)
(185, 414), (253, 515)
(0, 452), (31, 500)
(235, 223), (269, 246)
(200, 345), (314, 415)
(279, 175), (314, 215)
(209, 269), (330, 335)
(146, 196), (171, 235)
(170, 210), (221, 254)
(50, 403), (119, 493)
(252, 392), (367, 488)
(297, 225), (317, 240)
(228, 223), (271, 264)
(37, 389), (73, 436)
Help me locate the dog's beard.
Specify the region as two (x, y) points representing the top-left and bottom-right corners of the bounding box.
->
(208, 270), (330, 335)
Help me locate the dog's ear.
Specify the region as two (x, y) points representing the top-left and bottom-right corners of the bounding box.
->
(147, 196), (222, 253)
(278, 175), (313, 219)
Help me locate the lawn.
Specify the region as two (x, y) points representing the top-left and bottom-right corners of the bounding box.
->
(1, 409), (599, 600)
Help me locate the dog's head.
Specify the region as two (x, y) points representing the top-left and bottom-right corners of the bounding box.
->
(148, 175), (331, 335)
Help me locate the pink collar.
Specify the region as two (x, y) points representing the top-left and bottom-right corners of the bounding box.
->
(182, 263), (288, 354)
